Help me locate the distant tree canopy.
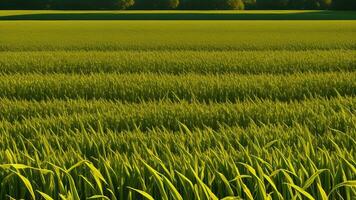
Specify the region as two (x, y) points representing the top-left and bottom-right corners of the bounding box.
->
(177, 0), (244, 9)
(0, 0), (355, 10)
(332, 0), (356, 10)
(135, 0), (179, 9)
(255, 0), (335, 9)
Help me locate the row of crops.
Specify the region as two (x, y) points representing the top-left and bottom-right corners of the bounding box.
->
(0, 20), (355, 199)
(0, 51), (355, 74)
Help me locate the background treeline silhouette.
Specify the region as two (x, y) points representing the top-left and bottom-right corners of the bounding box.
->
(0, 0), (355, 10)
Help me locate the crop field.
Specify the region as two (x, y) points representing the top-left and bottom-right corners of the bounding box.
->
(0, 11), (356, 200)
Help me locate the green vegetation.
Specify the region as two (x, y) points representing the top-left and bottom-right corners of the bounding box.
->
(0, 0), (356, 10)
(0, 50), (355, 74)
(0, 72), (354, 101)
(0, 11), (355, 199)
(1, 10), (356, 20)
(1, 20), (356, 51)
(0, 97), (354, 132)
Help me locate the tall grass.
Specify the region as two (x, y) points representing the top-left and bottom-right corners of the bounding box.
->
(0, 50), (355, 74)
(0, 97), (354, 132)
(0, 124), (355, 199)
(0, 72), (354, 101)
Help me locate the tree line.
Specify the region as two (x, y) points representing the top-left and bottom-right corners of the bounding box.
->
(0, 0), (355, 10)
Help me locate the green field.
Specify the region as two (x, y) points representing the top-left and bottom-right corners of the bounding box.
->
(0, 11), (356, 200)
(1, 20), (356, 51)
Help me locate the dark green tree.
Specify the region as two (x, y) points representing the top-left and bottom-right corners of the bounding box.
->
(134, 0), (179, 9)
(181, 0), (244, 9)
(320, 0), (332, 8)
(289, 0), (332, 9)
(243, 0), (257, 9)
(332, 0), (356, 10)
(117, 0), (135, 9)
(256, 0), (289, 9)
(155, 0), (180, 9)
(180, 0), (217, 9)
(223, 0), (245, 9)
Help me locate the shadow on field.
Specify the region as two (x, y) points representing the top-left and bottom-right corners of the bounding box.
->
(1, 10), (356, 20)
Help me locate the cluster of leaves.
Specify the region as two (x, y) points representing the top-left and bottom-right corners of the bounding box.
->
(0, 121), (356, 199)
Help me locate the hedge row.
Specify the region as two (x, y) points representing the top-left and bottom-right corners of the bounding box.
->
(0, 0), (355, 10)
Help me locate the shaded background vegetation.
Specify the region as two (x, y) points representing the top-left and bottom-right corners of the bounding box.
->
(0, 0), (355, 10)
